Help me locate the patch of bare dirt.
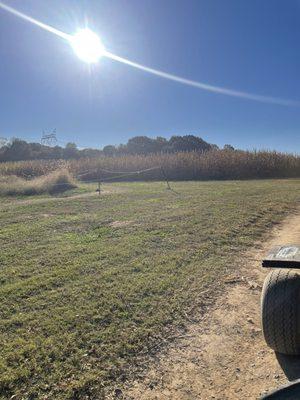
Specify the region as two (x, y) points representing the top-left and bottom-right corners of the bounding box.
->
(110, 220), (134, 228)
(121, 211), (300, 400)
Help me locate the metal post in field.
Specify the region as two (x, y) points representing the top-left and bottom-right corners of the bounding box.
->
(161, 166), (171, 190)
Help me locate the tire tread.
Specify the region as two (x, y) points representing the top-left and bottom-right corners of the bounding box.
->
(261, 269), (300, 355)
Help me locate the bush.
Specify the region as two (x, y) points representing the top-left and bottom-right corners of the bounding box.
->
(0, 169), (77, 196)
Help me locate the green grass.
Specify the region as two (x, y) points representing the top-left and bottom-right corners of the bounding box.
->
(0, 180), (299, 399)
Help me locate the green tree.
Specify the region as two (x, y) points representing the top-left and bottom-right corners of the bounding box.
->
(103, 145), (116, 156)
(63, 142), (79, 159)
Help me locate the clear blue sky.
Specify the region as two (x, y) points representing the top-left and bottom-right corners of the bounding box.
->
(0, 0), (299, 152)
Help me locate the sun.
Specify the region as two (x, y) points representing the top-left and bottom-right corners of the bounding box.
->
(70, 29), (105, 63)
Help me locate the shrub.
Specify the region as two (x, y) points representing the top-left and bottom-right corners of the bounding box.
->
(0, 169), (77, 196)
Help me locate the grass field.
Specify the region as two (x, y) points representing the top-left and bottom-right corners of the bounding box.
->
(0, 179), (299, 399)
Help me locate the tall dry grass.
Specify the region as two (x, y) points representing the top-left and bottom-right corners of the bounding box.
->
(0, 169), (77, 196)
(0, 159), (68, 178)
(0, 150), (299, 182)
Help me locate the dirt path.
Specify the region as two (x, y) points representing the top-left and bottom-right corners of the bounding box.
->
(124, 211), (300, 400)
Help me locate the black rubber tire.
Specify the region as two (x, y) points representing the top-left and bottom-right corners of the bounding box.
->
(261, 269), (300, 355)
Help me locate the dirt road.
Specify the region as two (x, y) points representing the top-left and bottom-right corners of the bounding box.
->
(124, 211), (300, 399)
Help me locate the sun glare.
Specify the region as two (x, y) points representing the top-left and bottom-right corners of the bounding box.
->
(70, 29), (105, 63)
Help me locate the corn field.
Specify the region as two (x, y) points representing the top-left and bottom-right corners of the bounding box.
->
(0, 150), (299, 181)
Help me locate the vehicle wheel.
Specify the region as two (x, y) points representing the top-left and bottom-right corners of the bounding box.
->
(261, 269), (300, 355)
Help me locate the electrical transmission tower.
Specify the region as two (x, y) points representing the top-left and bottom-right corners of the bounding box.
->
(0, 137), (8, 147)
(41, 129), (57, 146)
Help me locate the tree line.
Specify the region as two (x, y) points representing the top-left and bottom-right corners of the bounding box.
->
(0, 135), (234, 162)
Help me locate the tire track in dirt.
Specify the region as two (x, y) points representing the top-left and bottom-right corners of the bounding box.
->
(122, 211), (300, 399)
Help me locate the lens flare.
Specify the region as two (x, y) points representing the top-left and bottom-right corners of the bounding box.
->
(70, 29), (105, 63)
(0, 0), (299, 106)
